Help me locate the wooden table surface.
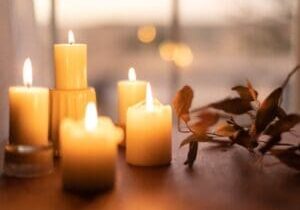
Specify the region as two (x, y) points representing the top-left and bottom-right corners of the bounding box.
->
(0, 131), (299, 210)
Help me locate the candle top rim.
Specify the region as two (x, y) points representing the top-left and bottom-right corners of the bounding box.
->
(9, 86), (49, 92)
(118, 80), (147, 84)
(129, 99), (171, 110)
(54, 43), (87, 47)
(50, 87), (94, 92)
(61, 116), (124, 144)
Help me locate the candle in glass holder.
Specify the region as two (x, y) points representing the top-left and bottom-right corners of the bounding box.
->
(54, 30), (87, 89)
(61, 103), (123, 192)
(126, 83), (172, 166)
(9, 58), (49, 145)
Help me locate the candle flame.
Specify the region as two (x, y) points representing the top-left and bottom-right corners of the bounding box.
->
(146, 83), (154, 112)
(84, 102), (98, 131)
(128, 67), (136, 81)
(23, 58), (32, 87)
(68, 30), (75, 44)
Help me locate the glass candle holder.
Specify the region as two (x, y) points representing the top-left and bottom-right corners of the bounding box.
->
(4, 143), (54, 178)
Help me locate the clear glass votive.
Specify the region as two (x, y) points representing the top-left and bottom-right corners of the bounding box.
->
(4, 143), (54, 178)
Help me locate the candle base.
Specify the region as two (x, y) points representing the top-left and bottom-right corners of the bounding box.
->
(4, 143), (54, 178)
(63, 182), (114, 194)
(117, 124), (126, 147)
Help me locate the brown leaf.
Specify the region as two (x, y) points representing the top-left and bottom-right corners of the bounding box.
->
(232, 84), (257, 102)
(215, 122), (237, 137)
(180, 134), (212, 147)
(192, 98), (252, 115)
(246, 80), (258, 101)
(184, 141), (198, 167)
(189, 112), (219, 134)
(173, 85), (194, 122)
(271, 146), (300, 171)
(232, 130), (258, 149)
(259, 135), (281, 154)
(264, 114), (300, 136)
(276, 106), (287, 119)
(255, 88), (283, 134)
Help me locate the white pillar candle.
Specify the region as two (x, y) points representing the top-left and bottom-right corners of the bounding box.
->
(126, 83), (172, 166)
(9, 58), (49, 145)
(61, 103), (123, 192)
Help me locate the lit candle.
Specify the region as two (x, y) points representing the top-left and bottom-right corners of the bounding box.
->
(117, 67), (147, 144)
(9, 58), (49, 145)
(61, 102), (123, 192)
(126, 83), (172, 166)
(54, 30), (87, 89)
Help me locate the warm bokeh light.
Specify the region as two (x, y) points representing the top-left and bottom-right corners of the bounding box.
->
(146, 83), (154, 112)
(68, 30), (75, 44)
(173, 43), (193, 67)
(137, 25), (157, 44)
(84, 102), (98, 131)
(128, 67), (137, 81)
(159, 41), (177, 61)
(23, 58), (33, 87)
(159, 41), (193, 67)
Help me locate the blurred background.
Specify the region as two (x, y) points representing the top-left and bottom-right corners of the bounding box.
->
(0, 0), (299, 139)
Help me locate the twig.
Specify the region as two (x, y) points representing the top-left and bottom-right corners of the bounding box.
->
(258, 140), (294, 147)
(206, 132), (225, 137)
(281, 65), (300, 89)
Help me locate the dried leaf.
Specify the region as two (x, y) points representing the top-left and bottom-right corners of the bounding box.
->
(232, 85), (257, 101)
(271, 146), (300, 171)
(264, 114), (300, 136)
(189, 112), (219, 134)
(232, 130), (258, 149)
(259, 135), (281, 154)
(180, 134), (212, 148)
(276, 106), (287, 119)
(255, 88), (283, 134)
(192, 98), (252, 115)
(173, 85), (194, 122)
(215, 122), (237, 137)
(246, 80), (258, 101)
(184, 141), (198, 167)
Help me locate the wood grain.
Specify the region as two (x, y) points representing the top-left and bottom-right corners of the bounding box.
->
(0, 131), (299, 210)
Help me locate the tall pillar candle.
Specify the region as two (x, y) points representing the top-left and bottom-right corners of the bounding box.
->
(9, 58), (49, 145)
(61, 103), (123, 192)
(50, 88), (96, 153)
(126, 83), (172, 166)
(117, 68), (147, 144)
(54, 30), (87, 89)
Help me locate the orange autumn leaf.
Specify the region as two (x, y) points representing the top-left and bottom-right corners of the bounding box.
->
(189, 112), (219, 134)
(173, 85), (193, 122)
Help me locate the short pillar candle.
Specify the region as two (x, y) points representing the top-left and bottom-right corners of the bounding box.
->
(126, 83), (172, 166)
(61, 103), (123, 192)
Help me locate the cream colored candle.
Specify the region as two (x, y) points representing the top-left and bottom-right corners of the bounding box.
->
(54, 30), (87, 89)
(118, 68), (147, 127)
(61, 103), (123, 192)
(9, 58), (49, 145)
(126, 83), (172, 166)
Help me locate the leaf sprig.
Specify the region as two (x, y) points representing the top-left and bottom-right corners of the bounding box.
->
(173, 66), (300, 170)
